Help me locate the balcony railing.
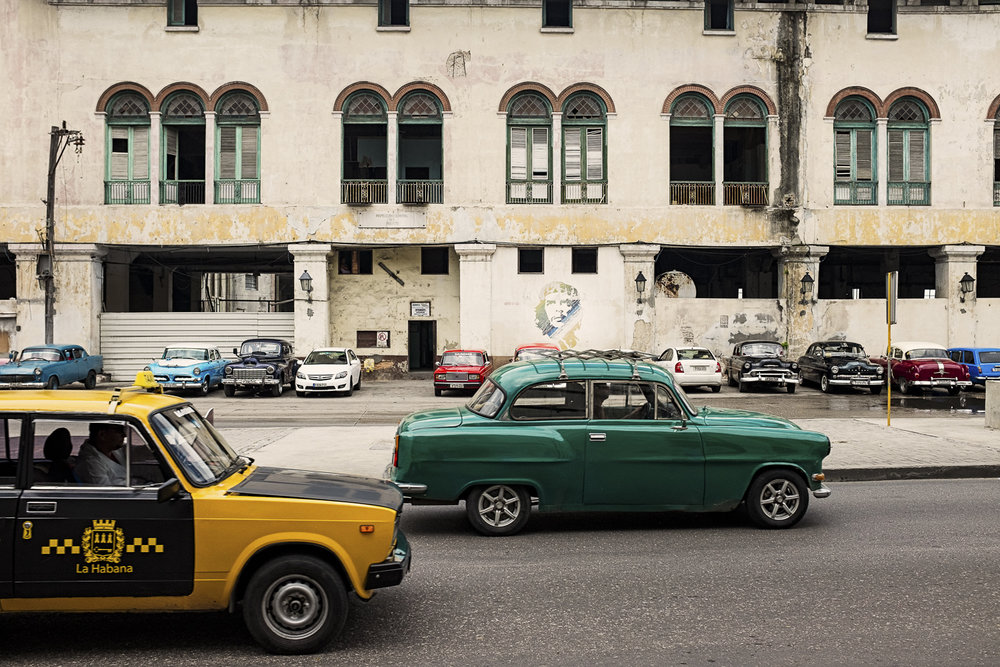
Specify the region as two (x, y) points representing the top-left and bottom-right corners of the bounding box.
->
(160, 180), (205, 205)
(887, 181), (931, 206)
(834, 180), (877, 205)
(670, 181), (715, 205)
(215, 179), (260, 204)
(104, 180), (151, 205)
(397, 179), (443, 205)
(342, 179), (388, 205)
(507, 180), (553, 204)
(723, 182), (769, 206)
(562, 181), (607, 204)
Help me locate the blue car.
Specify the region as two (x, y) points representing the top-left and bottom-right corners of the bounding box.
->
(0, 344), (103, 389)
(948, 347), (1000, 386)
(144, 345), (228, 394)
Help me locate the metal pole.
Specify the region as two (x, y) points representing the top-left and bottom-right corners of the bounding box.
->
(44, 126), (60, 345)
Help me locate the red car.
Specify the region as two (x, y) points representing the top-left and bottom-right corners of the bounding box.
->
(874, 341), (972, 395)
(512, 343), (560, 362)
(433, 349), (492, 396)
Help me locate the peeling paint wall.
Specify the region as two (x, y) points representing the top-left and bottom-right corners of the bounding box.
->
(654, 298), (785, 359)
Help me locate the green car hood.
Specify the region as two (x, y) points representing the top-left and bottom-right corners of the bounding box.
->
(399, 407), (464, 432)
(694, 406), (800, 430)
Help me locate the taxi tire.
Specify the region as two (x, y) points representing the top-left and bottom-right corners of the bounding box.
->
(243, 555), (348, 655)
(466, 484), (530, 536)
(745, 469), (809, 529)
(84, 370), (97, 389)
(199, 377), (211, 395)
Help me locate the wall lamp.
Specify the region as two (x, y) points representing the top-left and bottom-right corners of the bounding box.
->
(299, 269), (314, 303)
(959, 272), (975, 303)
(635, 271), (647, 304)
(799, 271), (815, 304)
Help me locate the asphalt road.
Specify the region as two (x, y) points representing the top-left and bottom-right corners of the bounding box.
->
(3, 479), (998, 665)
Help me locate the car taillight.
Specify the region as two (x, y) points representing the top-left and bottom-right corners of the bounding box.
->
(715, 362), (722, 373)
(674, 362), (684, 373)
(393, 434), (399, 467)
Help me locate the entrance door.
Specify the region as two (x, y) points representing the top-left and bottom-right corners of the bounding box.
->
(408, 320), (436, 370)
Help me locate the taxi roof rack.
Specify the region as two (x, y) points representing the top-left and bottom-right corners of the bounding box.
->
(533, 349), (658, 380)
(107, 371), (163, 414)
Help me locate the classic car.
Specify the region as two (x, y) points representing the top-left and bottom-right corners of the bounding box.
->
(875, 341), (972, 395)
(144, 345), (228, 395)
(0, 344), (102, 390)
(295, 347), (362, 397)
(797, 340), (885, 394)
(222, 338), (299, 397)
(948, 347), (1000, 387)
(726, 340), (799, 393)
(389, 350), (831, 536)
(655, 346), (723, 392)
(0, 372), (411, 654)
(433, 349), (492, 396)
(512, 343), (560, 362)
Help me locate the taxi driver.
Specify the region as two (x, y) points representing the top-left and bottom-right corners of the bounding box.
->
(75, 423), (127, 485)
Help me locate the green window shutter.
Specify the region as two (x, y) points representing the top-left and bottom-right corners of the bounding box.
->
(219, 126), (237, 179)
(110, 127), (129, 180)
(888, 129), (904, 181)
(855, 129), (872, 181)
(586, 127), (603, 180)
(908, 130), (925, 181)
(564, 128), (581, 180)
(133, 126), (149, 180)
(994, 128), (1000, 159)
(165, 127), (179, 178)
(510, 127), (527, 180)
(240, 126), (258, 179)
(531, 127), (548, 179)
(835, 131), (852, 180)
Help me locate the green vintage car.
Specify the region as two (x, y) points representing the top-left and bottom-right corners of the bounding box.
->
(388, 350), (831, 536)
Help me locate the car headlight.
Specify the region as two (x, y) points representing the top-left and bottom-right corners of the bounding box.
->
(876, 367), (884, 375)
(297, 371), (305, 379)
(143, 365), (151, 372)
(34, 368), (42, 376)
(469, 374), (480, 380)
(831, 366), (839, 374)
(335, 371), (348, 379)
(790, 362), (798, 371)
(743, 362), (751, 371)
(225, 366), (233, 375)
(265, 365), (275, 374)
(193, 367), (201, 375)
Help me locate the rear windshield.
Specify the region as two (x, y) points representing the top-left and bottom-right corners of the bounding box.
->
(678, 349), (715, 361)
(467, 379), (506, 418)
(442, 352), (484, 366)
(905, 348), (948, 360)
(979, 351), (1000, 363)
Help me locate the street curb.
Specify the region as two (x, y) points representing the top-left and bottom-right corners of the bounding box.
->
(826, 465), (1000, 482)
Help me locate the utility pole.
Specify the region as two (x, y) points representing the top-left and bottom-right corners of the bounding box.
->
(41, 121), (85, 344)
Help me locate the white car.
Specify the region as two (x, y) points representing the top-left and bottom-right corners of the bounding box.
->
(295, 347), (363, 397)
(655, 346), (723, 392)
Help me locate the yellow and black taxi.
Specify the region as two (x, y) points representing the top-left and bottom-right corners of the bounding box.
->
(0, 373), (410, 654)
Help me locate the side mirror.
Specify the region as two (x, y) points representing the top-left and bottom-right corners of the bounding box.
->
(202, 407), (215, 425)
(435, 361), (441, 367)
(7, 350), (15, 361)
(157, 477), (181, 503)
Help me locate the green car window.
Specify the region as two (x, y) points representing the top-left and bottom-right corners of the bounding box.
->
(509, 381), (586, 420)
(467, 379), (506, 418)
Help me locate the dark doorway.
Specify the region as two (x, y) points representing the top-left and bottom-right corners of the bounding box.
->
(408, 321), (436, 371)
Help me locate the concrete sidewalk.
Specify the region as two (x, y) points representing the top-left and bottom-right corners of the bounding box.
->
(219, 415), (1000, 483)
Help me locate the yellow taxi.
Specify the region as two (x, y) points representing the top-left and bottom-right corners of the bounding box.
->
(0, 373), (410, 654)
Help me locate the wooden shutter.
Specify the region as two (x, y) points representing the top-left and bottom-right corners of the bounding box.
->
(564, 128), (581, 180)
(994, 128), (1000, 160)
(586, 128), (603, 180)
(908, 130), (925, 181)
(888, 129), (904, 181)
(110, 127), (129, 180)
(531, 127), (548, 179)
(510, 127), (527, 180)
(132, 126), (148, 179)
(165, 127), (179, 178)
(835, 131), (851, 180)
(855, 130), (872, 181)
(240, 126), (258, 179)
(219, 127), (237, 179)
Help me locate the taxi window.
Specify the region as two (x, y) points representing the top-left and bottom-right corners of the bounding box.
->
(151, 406), (239, 486)
(0, 417), (23, 487)
(592, 381), (654, 420)
(655, 385), (682, 420)
(509, 381), (586, 420)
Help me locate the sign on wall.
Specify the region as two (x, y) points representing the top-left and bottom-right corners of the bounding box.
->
(411, 301), (431, 317)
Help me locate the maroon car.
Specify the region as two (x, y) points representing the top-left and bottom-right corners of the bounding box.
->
(874, 341), (972, 395)
(433, 349), (492, 396)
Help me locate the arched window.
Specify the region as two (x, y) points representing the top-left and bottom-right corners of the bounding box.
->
(398, 91), (443, 204)
(105, 92), (150, 205)
(507, 92), (552, 204)
(342, 92), (388, 204)
(723, 95), (768, 205)
(160, 91), (206, 205)
(562, 92), (607, 204)
(887, 98), (930, 206)
(833, 97), (877, 206)
(215, 91), (260, 204)
(670, 94), (714, 205)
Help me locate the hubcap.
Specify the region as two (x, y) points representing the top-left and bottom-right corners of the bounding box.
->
(476, 485), (521, 528)
(759, 479), (800, 521)
(262, 575), (328, 640)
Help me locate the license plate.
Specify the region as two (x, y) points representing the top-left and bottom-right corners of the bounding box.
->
(311, 384), (322, 388)
(693, 366), (708, 371)
(449, 383), (464, 388)
(933, 379), (952, 385)
(851, 379), (869, 386)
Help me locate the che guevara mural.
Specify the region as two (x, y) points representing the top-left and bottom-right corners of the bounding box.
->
(534, 281), (581, 348)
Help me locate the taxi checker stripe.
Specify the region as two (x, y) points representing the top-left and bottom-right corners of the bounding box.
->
(126, 537), (164, 554)
(41, 538), (80, 555)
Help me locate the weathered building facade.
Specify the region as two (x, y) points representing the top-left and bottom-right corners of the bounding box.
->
(2, 0), (998, 378)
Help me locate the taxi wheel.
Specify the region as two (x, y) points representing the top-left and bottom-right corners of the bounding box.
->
(84, 370), (97, 390)
(224, 385), (236, 397)
(466, 484), (530, 536)
(745, 469), (809, 529)
(199, 377), (211, 395)
(243, 555), (348, 655)
(46, 376), (60, 390)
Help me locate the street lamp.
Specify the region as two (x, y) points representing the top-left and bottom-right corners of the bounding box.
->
(299, 270), (314, 303)
(959, 272), (975, 303)
(799, 272), (815, 304)
(635, 271), (647, 304)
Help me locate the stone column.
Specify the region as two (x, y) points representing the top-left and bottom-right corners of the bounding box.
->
(619, 244), (659, 353)
(929, 245), (985, 346)
(551, 112), (563, 205)
(204, 111), (215, 205)
(387, 111), (398, 204)
(767, 114), (780, 205)
(149, 112), (161, 205)
(876, 118), (888, 206)
(455, 243), (497, 352)
(773, 244), (828, 358)
(713, 114), (725, 206)
(289, 244), (333, 355)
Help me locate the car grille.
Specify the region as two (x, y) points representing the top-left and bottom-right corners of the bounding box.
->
(234, 368), (268, 381)
(749, 370), (794, 379)
(2, 374), (35, 383)
(307, 374), (332, 381)
(445, 372), (470, 381)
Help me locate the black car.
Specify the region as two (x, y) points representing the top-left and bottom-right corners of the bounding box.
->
(726, 340), (799, 393)
(222, 338), (299, 397)
(797, 340), (885, 394)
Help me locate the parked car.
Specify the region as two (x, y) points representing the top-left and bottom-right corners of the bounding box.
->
(295, 347), (362, 397)
(144, 345), (228, 395)
(0, 344), (102, 390)
(797, 340), (885, 394)
(948, 347), (1000, 387)
(874, 341), (972, 395)
(390, 350), (831, 536)
(726, 340), (799, 393)
(512, 343), (560, 362)
(222, 338), (299, 397)
(433, 349), (492, 396)
(0, 372), (411, 654)
(655, 346), (723, 392)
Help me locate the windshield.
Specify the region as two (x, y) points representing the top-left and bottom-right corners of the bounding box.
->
(671, 382), (698, 417)
(819, 343), (866, 357)
(441, 352), (484, 366)
(515, 348), (556, 361)
(905, 348), (949, 360)
(163, 348), (208, 361)
(151, 405), (240, 485)
(305, 350), (347, 365)
(20, 348), (62, 362)
(467, 379), (506, 418)
(241, 341), (281, 357)
(740, 342), (784, 357)
(980, 351), (1000, 363)
(677, 349), (715, 361)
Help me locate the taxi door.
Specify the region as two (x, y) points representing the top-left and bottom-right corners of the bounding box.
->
(11, 418), (195, 599)
(0, 415), (25, 598)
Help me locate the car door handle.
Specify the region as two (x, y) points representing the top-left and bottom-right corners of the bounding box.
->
(25, 501), (57, 514)
(589, 433), (606, 442)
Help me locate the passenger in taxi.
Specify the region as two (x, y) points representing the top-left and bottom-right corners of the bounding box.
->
(74, 423), (126, 485)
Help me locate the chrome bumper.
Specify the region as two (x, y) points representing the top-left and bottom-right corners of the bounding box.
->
(384, 464), (427, 496)
(813, 484), (832, 499)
